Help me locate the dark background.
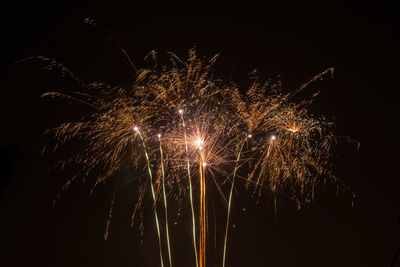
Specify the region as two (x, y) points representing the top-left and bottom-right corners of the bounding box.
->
(1, 1), (399, 266)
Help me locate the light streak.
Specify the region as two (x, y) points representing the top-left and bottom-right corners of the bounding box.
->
(136, 129), (164, 267)
(180, 112), (199, 267)
(199, 147), (207, 267)
(222, 138), (246, 267)
(159, 134), (172, 267)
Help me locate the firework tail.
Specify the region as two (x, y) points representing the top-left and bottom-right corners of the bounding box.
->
(158, 135), (173, 267)
(137, 130), (164, 267)
(199, 150), (207, 267)
(222, 138), (246, 267)
(180, 112), (199, 267)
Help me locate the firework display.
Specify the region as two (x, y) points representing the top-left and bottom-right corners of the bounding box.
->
(39, 49), (345, 267)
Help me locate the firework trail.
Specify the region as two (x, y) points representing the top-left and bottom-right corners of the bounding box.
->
(222, 137), (247, 267)
(199, 148), (206, 267)
(180, 111), (199, 267)
(136, 128), (165, 267)
(35, 48), (355, 267)
(158, 134), (172, 267)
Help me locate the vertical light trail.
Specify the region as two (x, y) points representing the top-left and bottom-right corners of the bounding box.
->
(222, 138), (246, 267)
(199, 152), (207, 267)
(158, 134), (173, 267)
(179, 111), (199, 267)
(136, 128), (164, 267)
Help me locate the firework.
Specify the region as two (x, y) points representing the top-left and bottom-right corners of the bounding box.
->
(37, 48), (350, 267)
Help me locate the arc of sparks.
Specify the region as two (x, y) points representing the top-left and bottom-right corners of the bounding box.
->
(179, 110), (199, 267)
(158, 134), (173, 267)
(135, 127), (164, 267)
(222, 136), (247, 267)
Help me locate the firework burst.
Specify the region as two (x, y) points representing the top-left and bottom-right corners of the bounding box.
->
(37, 48), (351, 267)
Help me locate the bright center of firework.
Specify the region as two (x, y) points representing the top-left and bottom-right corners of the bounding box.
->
(133, 126), (139, 132)
(202, 162), (207, 167)
(248, 134), (252, 138)
(157, 133), (161, 138)
(195, 138), (204, 149)
(271, 135), (276, 141)
(178, 109), (184, 114)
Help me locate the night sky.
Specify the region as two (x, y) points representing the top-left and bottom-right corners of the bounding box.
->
(1, 2), (399, 266)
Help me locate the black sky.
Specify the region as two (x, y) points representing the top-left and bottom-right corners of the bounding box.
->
(1, 1), (399, 267)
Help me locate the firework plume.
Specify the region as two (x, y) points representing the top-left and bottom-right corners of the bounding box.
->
(36, 48), (351, 267)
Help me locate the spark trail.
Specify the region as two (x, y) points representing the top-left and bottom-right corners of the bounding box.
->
(222, 137), (247, 267)
(136, 128), (164, 267)
(158, 134), (172, 267)
(180, 111), (200, 267)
